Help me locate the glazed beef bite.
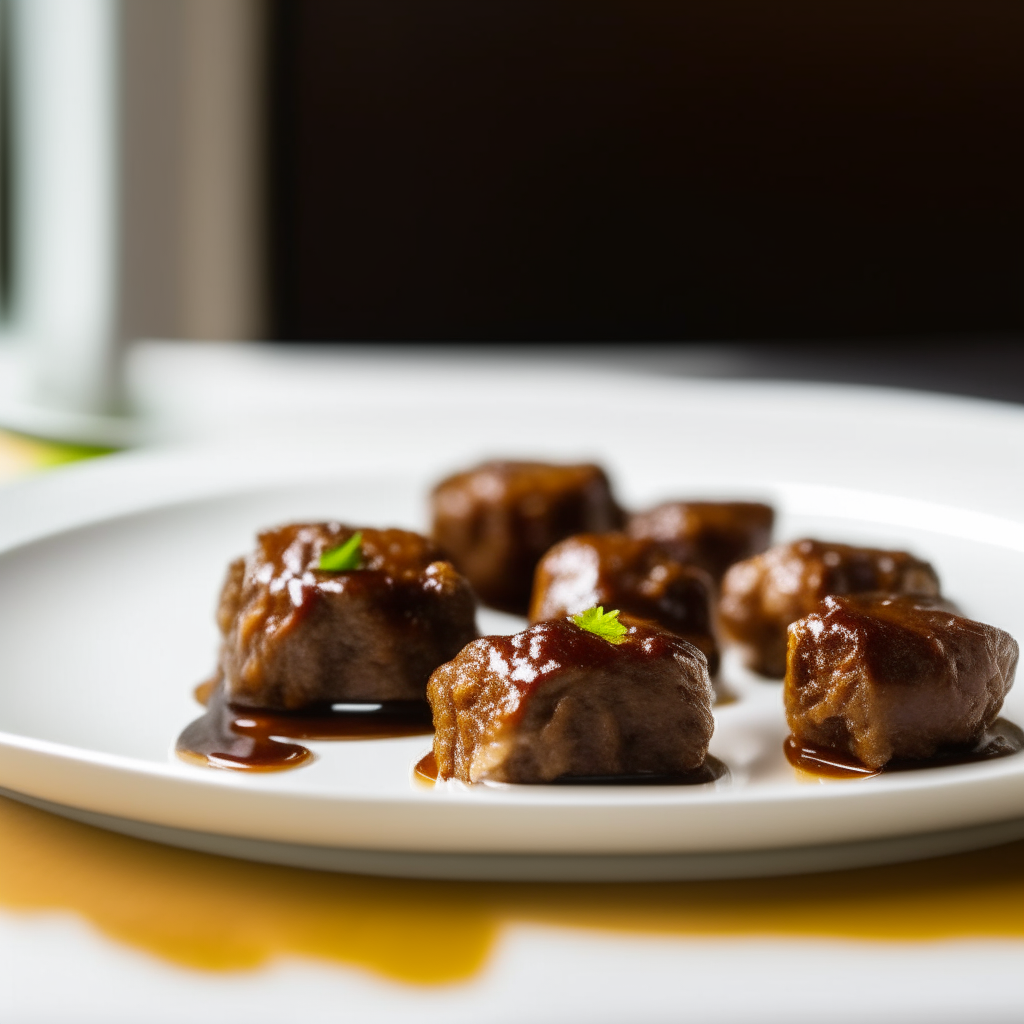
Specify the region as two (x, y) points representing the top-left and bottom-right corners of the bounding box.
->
(215, 523), (477, 709)
(786, 594), (1018, 769)
(720, 539), (940, 677)
(528, 533), (719, 674)
(627, 501), (774, 580)
(430, 460), (622, 614)
(428, 617), (714, 783)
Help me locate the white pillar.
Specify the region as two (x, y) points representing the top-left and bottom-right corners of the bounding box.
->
(10, 0), (121, 416)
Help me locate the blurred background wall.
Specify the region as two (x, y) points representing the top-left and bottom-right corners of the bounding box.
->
(0, 0), (1022, 433)
(121, 0), (265, 345)
(0, 0), (265, 421)
(266, 0), (1024, 343)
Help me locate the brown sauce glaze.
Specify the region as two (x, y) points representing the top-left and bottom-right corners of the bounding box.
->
(414, 750), (727, 786)
(785, 718), (1024, 780)
(783, 737), (882, 779)
(528, 534), (720, 674)
(450, 620), (705, 730)
(429, 619), (715, 784)
(177, 683), (434, 772)
(414, 750), (438, 783)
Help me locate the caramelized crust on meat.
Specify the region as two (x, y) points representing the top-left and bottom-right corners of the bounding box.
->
(430, 461), (622, 614)
(627, 501), (774, 580)
(428, 619), (713, 783)
(720, 539), (940, 677)
(785, 593), (1018, 768)
(216, 523), (477, 708)
(529, 532), (719, 674)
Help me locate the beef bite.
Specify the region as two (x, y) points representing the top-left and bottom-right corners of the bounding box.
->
(428, 616), (714, 783)
(627, 501), (774, 580)
(528, 532), (719, 674)
(786, 593), (1018, 769)
(430, 460), (622, 614)
(720, 539), (940, 677)
(215, 523), (477, 709)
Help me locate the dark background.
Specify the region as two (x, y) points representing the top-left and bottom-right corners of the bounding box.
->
(267, 0), (1023, 345)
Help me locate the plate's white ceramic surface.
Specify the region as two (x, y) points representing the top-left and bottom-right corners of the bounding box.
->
(2, 375), (1024, 879)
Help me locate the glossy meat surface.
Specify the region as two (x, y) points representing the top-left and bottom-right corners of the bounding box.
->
(720, 538), (940, 677)
(215, 523), (477, 708)
(627, 501), (774, 580)
(785, 593), (1018, 768)
(528, 532), (719, 674)
(430, 460), (622, 614)
(428, 618), (713, 783)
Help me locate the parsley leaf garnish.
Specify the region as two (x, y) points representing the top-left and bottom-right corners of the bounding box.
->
(318, 532), (364, 571)
(572, 605), (627, 644)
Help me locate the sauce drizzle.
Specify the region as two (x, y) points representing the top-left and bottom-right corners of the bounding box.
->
(177, 683), (434, 772)
(414, 750), (438, 783)
(785, 717), (1024, 780)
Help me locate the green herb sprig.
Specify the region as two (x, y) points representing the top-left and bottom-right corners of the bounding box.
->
(572, 605), (627, 644)
(318, 532), (364, 571)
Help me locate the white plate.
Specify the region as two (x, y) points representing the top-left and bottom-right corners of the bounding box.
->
(2, 374), (1024, 880)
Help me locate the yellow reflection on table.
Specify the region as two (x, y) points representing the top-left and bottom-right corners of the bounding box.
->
(0, 429), (114, 478)
(1, 795), (1023, 987)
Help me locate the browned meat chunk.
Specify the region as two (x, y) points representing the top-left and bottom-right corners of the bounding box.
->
(627, 501), (774, 580)
(215, 523), (477, 709)
(720, 539), (940, 677)
(786, 593), (1018, 769)
(430, 461), (622, 614)
(427, 618), (713, 783)
(528, 533), (719, 674)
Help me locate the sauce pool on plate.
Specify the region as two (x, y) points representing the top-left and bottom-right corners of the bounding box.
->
(784, 718), (1024, 780)
(177, 682), (434, 772)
